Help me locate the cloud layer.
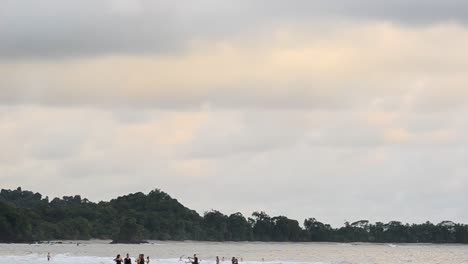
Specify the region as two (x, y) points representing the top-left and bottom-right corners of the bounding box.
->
(1, 103), (467, 226)
(2, 0), (468, 59)
(2, 23), (468, 111)
(1, 0), (468, 226)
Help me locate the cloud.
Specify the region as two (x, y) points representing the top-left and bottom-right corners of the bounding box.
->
(1, 23), (468, 111)
(2, 1), (468, 226)
(384, 128), (412, 143)
(1, 103), (467, 226)
(169, 159), (216, 179)
(1, 1), (468, 60)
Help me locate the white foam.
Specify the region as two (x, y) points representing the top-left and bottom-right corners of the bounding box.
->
(1, 254), (110, 264)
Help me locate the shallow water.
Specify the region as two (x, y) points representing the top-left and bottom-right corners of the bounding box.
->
(0, 240), (467, 264)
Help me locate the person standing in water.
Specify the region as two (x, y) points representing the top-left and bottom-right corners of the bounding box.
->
(124, 253), (132, 264)
(115, 254), (123, 264)
(191, 254), (199, 264)
(216, 256), (220, 264)
(114, 254), (122, 264)
(47, 253), (51, 261)
(136, 254), (145, 264)
(146, 256), (151, 264)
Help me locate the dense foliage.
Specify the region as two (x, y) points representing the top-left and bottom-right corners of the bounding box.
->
(1, 187), (468, 243)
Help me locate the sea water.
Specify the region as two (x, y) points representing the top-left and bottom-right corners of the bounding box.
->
(1, 240), (468, 264)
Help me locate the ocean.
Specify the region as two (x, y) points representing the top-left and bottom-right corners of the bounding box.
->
(0, 240), (467, 264)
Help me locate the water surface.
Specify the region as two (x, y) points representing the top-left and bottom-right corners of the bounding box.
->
(0, 241), (467, 264)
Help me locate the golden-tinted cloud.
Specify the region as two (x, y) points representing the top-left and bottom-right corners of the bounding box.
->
(1, 23), (468, 110)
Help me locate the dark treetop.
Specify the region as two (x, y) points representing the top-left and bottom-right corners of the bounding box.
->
(0, 187), (467, 243)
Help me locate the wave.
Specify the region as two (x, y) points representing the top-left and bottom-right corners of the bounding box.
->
(1, 254), (109, 264)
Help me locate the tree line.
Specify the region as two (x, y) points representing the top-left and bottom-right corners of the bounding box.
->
(1, 187), (468, 243)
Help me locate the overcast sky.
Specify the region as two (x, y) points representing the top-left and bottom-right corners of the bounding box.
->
(1, 0), (468, 227)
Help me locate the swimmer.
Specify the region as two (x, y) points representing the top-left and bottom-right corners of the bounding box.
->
(115, 254), (123, 264)
(191, 254), (199, 264)
(124, 253), (132, 264)
(136, 254), (145, 264)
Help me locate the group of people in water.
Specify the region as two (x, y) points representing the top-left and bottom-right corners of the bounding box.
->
(223, 256), (242, 264)
(114, 253), (151, 264)
(216, 256), (243, 264)
(114, 254), (244, 264)
(46, 252), (247, 263)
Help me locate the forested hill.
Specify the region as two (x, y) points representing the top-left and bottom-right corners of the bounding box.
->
(1, 187), (468, 244)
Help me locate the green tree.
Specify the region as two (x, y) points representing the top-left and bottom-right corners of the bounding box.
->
(251, 211), (273, 241)
(228, 213), (252, 241)
(113, 217), (145, 243)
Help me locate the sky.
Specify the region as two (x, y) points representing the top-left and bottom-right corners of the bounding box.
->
(1, 0), (468, 227)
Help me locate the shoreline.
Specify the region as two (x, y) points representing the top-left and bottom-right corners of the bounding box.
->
(2, 240), (468, 246)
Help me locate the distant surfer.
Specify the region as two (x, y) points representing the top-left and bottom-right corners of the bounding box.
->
(47, 252), (51, 261)
(124, 253), (132, 264)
